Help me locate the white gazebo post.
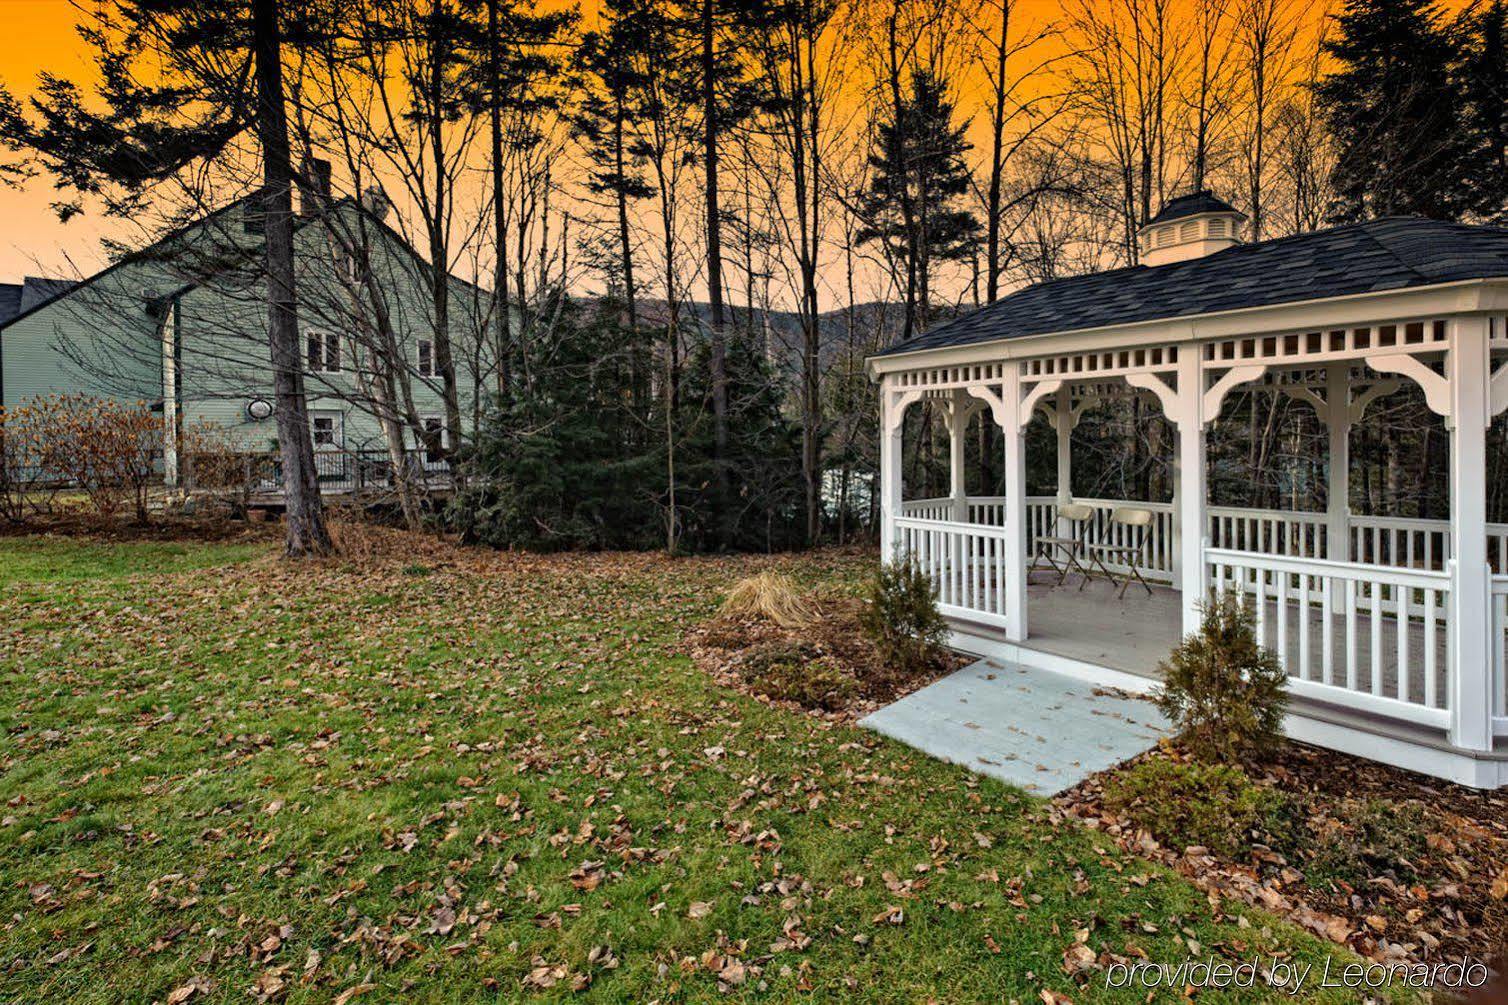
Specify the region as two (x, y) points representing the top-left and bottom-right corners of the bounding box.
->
(879, 378), (906, 565)
(1003, 365), (1028, 641)
(1175, 349), (1208, 636)
(948, 390), (970, 523)
(1054, 386), (1072, 504)
(1447, 316), (1493, 752)
(1052, 387), (1073, 538)
(1324, 363), (1352, 562)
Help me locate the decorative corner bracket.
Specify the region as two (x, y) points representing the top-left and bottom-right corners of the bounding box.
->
(1366, 354), (1450, 420)
(884, 388), (926, 433)
(1202, 365), (1268, 420)
(1491, 360), (1508, 419)
(1017, 379), (1064, 430)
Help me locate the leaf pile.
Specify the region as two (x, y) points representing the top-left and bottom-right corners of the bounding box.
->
(1057, 741), (1508, 967)
(687, 590), (964, 722)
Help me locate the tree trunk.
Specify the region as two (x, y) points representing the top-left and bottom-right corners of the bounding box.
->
(985, 1), (1009, 303)
(252, 0), (332, 557)
(614, 101), (639, 332)
(426, 4), (463, 459)
(703, 0), (729, 547)
(488, 0), (512, 400)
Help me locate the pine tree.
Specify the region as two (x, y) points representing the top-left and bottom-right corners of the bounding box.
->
(569, 21), (657, 332)
(857, 69), (981, 336)
(1316, 0), (1472, 222)
(450, 299), (661, 550)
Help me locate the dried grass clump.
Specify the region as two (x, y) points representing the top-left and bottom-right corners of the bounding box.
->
(717, 572), (817, 629)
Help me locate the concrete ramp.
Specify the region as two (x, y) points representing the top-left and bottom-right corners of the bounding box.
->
(860, 659), (1171, 795)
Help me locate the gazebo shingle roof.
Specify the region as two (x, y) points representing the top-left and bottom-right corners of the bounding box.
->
(876, 217), (1508, 358)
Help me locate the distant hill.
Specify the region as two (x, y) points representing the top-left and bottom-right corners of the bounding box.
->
(628, 298), (969, 376)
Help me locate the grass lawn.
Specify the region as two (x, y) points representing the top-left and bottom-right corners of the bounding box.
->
(0, 528), (1366, 1003)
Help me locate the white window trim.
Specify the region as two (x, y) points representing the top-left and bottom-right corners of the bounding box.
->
(417, 338), (435, 377)
(308, 331), (342, 374)
(309, 410), (344, 449)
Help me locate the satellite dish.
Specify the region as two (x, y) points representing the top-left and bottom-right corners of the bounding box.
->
(246, 398), (274, 421)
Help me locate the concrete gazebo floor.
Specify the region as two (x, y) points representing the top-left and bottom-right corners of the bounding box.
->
(1025, 572), (1445, 698)
(1025, 571), (1184, 677)
(859, 658), (1171, 795)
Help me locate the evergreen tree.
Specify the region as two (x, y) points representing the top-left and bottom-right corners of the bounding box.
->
(569, 22), (656, 331)
(675, 330), (804, 552)
(450, 299), (662, 551)
(1457, 0), (1508, 222)
(1316, 0), (1472, 222)
(857, 69), (980, 336)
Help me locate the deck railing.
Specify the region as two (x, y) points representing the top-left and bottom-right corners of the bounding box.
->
(894, 516), (1011, 628)
(249, 448), (452, 495)
(899, 497), (1508, 574)
(1207, 547), (1451, 730)
(1208, 506), (1327, 559)
(1493, 576), (1508, 738)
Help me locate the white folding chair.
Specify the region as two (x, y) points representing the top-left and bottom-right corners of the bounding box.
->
(1031, 502), (1094, 586)
(1084, 507), (1155, 598)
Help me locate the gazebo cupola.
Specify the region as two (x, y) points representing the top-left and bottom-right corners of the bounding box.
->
(1137, 190), (1246, 266)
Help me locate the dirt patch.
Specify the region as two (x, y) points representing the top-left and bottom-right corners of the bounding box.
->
(0, 512), (283, 545)
(685, 595), (967, 723)
(1055, 740), (1508, 966)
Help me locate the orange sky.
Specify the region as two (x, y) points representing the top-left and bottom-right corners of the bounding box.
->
(7, 0), (1063, 284)
(0, 0), (1342, 288)
(0, 0), (114, 282)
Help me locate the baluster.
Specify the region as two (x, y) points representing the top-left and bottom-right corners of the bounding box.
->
(1275, 569), (1289, 670)
(1424, 588), (1438, 708)
(1396, 584), (1410, 703)
(1345, 578), (1358, 691)
(1322, 575), (1335, 686)
(1254, 566), (1268, 648)
(1297, 572), (1311, 680)
(1370, 580), (1383, 696)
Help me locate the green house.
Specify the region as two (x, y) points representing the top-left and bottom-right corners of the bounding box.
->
(0, 186), (493, 490)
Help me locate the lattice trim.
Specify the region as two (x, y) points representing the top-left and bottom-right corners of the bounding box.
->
(1020, 345), (1178, 383)
(1204, 320), (1447, 367)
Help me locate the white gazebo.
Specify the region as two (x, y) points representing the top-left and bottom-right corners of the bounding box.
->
(868, 193), (1508, 788)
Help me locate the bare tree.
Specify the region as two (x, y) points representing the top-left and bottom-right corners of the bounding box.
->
(1064, 0), (1187, 261)
(746, 0), (847, 544)
(960, 0), (1065, 302)
(1235, 0), (1301, 240)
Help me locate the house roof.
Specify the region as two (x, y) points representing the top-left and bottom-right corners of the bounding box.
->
(0, 284), (19, 325)
(0, 195), (488, 336)
(1145, 189), (1244, 226)
(875, 217), (1508, 358)
(0, 277), (74, 326)
(18, 276), (76, 312)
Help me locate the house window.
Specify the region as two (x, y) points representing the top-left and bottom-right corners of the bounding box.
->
(307, 331), (341, 373)
(421, 415), (446, 464)
(311, 413), (341, 447)
(417, 338), (435, 377)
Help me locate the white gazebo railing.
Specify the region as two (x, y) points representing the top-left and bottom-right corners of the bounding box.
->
(900, 497), (1508, 575)
(1208, 548), (1451, 730)
(1208, 507), (1327, 560)
(895, 516), (1011, 628)
(1492, 576), (1508, 738)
